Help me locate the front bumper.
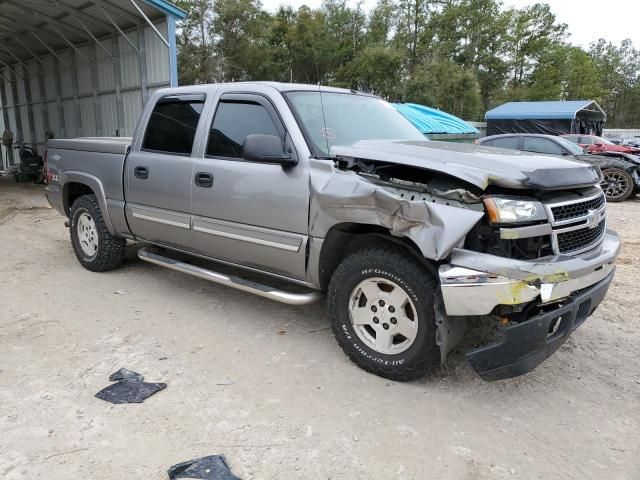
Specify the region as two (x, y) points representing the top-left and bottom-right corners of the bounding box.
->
(438, 230), (620, 316)
(437, 230), (620, 381)
(466, 272), (614, 380)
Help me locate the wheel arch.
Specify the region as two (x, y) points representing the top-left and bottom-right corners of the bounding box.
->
(62, 172), (116, 234)
(316, 222), (437, 291)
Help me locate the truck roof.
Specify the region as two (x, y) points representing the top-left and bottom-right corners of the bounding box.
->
(153, 81), (372, 96)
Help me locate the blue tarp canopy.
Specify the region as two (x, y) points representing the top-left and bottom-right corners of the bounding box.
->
(485, 100), (606, 120)
(393, 103), (479, 135)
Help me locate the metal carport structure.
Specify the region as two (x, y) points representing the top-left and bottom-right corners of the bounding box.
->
(0, 0), (186, 171)
(485, 100), (607, 137)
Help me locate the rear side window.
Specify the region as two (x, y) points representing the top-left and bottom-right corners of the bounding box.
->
(142, 97), (204, 155)
(207, 102), (280, 158)
(486, 137), (520, 149)
(523, 137), (564, 155)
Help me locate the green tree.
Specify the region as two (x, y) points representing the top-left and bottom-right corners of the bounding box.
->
(505, 3), (567, 88)
(175, 0), (217, 84)
(210, 0), (274, 81)
(407, 60), (482, 119)
(590, 39), (640, 127)
(367, 0), (397, 45)
(430, 0), (511, 110)
(342, 45), (405, 97)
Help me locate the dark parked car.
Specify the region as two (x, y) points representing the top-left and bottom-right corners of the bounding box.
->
(479, 133), (640, 202)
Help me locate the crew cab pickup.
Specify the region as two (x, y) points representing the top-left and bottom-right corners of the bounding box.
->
(45, 82), (620, 381)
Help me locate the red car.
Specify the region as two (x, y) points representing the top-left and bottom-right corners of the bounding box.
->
(562, 134), (640, 154)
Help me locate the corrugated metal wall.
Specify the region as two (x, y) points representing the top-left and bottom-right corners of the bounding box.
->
(0, 20), (171, 169)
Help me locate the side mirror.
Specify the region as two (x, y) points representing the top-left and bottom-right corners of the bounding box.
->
(242, 134), (297, 167)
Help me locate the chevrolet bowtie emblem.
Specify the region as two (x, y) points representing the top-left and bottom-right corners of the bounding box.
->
(586, 209), (599, 229)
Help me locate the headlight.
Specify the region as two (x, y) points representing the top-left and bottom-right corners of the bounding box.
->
(483, 196), (548, 224)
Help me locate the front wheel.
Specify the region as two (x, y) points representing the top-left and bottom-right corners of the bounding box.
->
(327, 246), (440, 381)
(70, 194), (126, 272)
(602, 168), (634, 202)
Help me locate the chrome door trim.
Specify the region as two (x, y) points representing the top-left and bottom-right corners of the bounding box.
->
(131, 212), (190, 229)
(129, 205), (191, 229)
(192, 216), (304, 252)
(193, 225), (301, 252)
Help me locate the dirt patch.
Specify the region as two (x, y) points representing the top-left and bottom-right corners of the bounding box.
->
(1, 177), (638, 479)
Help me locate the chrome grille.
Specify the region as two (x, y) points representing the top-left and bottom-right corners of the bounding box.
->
(556, 220), (606, 254)
(551, 194), (605, 222)
(545, 192), (607, 255)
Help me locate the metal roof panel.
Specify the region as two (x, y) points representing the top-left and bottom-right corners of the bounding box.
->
(485, 100), (606, 120)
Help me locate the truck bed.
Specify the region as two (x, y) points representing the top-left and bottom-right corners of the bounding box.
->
(45, 137), (133, 237)
(47, 137), (132, 155)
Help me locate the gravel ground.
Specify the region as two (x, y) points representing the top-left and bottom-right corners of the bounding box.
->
(1, 177), (639, 479)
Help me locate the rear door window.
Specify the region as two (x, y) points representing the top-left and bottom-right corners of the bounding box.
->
(523, 137), (564, 155)
(142, 96), (205, 155)
(486, 137), (520, 149)
(207, 101), (281, 159)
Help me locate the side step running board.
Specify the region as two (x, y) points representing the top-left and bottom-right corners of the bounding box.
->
(138, 246), (322, 306)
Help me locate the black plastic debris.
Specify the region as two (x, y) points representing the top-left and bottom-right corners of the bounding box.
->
(168, 455), (240, 480)
(95, 368), (166, 404)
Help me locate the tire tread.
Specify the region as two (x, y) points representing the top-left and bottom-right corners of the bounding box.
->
(327, 245), (439, 381)
(70, 194), (126, 272)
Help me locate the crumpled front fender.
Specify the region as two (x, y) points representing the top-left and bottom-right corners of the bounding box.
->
(309, 161), (484, 261)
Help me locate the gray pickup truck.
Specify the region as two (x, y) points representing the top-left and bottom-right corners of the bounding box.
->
(45, 82), (620, 382)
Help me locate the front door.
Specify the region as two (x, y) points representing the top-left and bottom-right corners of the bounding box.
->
(190, 93), (310, 280)
(125, 93), (205, 249)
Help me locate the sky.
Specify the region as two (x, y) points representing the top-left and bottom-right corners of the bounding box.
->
(260, 0), (640, 49)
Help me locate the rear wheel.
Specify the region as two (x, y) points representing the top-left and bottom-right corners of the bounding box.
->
(70, 194), (126, 272)
(602, 168), (634, 202)
(328, 246), (440, 381)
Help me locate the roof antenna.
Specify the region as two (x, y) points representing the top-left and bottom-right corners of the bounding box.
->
(318, 83), (331, 156)
(313, 47), (331, 156)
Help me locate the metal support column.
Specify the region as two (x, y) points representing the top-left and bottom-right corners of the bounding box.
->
(36, 62), (50, 146)
(112, 34), (125, 137)
(9, 67), (24, 146)
(90, 41), (103, 137)
(0, 72), (12, 169)
(53, 54), (66, 139)
(70, 49), (82, 136)
(21, 65), (38, 149)
(167, 14), (178, 87)
(137, 24), (148, 106)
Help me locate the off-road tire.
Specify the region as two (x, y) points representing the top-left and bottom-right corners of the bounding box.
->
(602, 168), (634, 202)
(70, 194), (126, 272)
(328, 246), (440, 381)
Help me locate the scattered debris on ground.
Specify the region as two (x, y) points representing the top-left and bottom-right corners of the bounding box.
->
(94, 368), (166, 404)
(168, 455), (240, 480)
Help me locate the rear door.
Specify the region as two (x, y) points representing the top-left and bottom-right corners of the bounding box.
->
(124, 93), (206, 248)
(189, 91), (310, 280)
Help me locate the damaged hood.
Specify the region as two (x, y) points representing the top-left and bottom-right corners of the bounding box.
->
(331, 140), (601, 190)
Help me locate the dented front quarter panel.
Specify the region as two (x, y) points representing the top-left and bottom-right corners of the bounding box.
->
(308, 159), (485, 261)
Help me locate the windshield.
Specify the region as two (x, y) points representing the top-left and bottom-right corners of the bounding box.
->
(593, 136), (614, 145)
(555, 137), (586, 155)
(284, 91), (425, 156)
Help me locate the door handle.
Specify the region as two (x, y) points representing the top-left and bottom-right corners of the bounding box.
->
(195, 172), (214, 188)
(134, 166), (149, 179)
